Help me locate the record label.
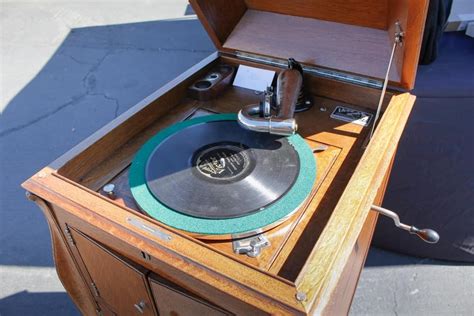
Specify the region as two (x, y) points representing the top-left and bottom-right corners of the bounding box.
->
(194, 142), (252, 181)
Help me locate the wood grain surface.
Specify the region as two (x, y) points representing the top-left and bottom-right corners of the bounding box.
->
(244, 0), (388, 29)
(191, 0), (429, 89)
(22, 53), (416, 314)
(25, 193), (99, 316)
(223, 10), (397, 82)
(296, 93), (415, 314)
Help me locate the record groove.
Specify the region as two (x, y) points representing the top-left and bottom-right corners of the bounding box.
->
(145, 120), (299, 219)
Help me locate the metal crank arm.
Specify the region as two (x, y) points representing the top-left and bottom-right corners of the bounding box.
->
(371, 205), (440, 244)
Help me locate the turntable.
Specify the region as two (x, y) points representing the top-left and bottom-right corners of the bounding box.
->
(23, 1), (437, 315)
(129, 113), (316, 238)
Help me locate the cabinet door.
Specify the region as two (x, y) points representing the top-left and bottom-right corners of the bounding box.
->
(149, 274), (230, 316)
(69, 228), (155, 315)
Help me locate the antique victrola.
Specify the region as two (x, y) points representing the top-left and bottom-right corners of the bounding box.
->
(23, 1), (434, 315)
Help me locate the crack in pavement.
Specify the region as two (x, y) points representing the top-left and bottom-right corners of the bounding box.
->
(392, 290), (399, 316)
(0, 50), (116, 138)
(58, 52), (95, 66)
(1, 44), (210, 138)
(80, 49), (121, 117)
(0, 92), (121, 139)
(88, 92), (121, 118)
(81, 49), (114, 93)
(0, 94), (87, 138)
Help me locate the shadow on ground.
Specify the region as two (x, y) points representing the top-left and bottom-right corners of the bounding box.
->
(0, 291), (80, 316)
(0, 17), (213, 268)
(372, 32), (474, 263)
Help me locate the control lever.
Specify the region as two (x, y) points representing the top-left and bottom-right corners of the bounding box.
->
(371, 205), (440, 244)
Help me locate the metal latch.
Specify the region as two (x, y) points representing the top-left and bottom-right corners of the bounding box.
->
(232, 234), (270, 257)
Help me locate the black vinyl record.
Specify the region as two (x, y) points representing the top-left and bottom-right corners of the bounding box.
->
(145, 120), (300, 219)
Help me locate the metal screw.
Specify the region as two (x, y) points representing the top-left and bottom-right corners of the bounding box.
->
(320, 106), (327, 112)
(103, 183), (116, 200)
(296, 292), (307, 301)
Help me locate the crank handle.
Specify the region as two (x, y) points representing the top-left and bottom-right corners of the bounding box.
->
(371, 205), (440, 244)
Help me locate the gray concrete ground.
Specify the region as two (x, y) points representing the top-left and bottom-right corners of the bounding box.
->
(0, 1), (472, 315)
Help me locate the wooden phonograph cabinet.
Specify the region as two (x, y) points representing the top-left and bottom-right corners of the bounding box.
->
(23, 1), (434, 315)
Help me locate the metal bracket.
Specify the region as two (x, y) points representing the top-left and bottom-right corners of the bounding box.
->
(395, 21), (405, 46)
(232, 234), (270, 258)
(134, 300), (146, 314)
(126, 217), (171, 242)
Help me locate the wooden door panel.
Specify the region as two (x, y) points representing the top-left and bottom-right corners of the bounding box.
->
(69, 228), (155, 315)
(149, 274), (230, 316)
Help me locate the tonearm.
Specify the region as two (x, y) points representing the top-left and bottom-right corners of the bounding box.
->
(237, 59), (303, 136)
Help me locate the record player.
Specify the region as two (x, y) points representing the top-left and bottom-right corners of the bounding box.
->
(23, 1), (437, 315)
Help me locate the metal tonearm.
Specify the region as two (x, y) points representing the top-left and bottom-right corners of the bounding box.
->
(237, 59), (303, 136)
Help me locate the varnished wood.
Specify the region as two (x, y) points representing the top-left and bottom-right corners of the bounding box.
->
(191, 0), (429, 89)
(322, 210), (379, 316)
(22, 19), (420, 313)
(223, 10), (398, 82)
(322, 152), (396, 315)
(388, 0), (430, 89)
(244, 0), (388, 30)
(149, 274), (230, 315)
(25, 179), (304, 315)
(188, 64), (236, 101)
(25, 193), (99, 316)
(191, 0), (247, 46)
(296, 93), (415, 314)
(68, 228), (156, 315)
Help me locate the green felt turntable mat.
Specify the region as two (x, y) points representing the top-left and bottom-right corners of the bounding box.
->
(129, 113), (316, 236)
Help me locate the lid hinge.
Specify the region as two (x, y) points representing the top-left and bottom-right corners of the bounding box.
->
(369, 21), (405, 140)
(91, 281), (100, 297)
(64, 225), (75, 245)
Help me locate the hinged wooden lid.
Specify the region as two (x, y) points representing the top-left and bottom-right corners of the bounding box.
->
(190, 0), (429, 90)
